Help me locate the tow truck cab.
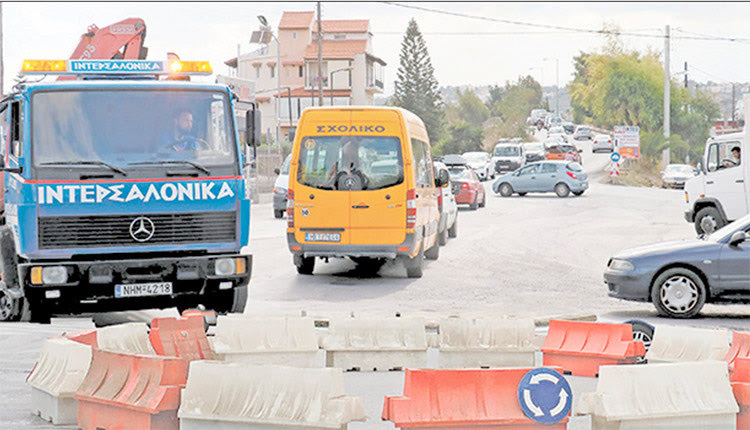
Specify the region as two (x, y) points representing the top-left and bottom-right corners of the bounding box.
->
(0, 59), (253, 322)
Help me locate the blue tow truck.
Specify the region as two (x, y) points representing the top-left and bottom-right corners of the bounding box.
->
(0, 59), (256, 322)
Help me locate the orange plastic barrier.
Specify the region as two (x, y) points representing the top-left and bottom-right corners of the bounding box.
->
(731, 357), (750, 429)
(149, 315), (215, 361)
(726, 331), (750, 374)
(541, 320), (645, 377)
(382, 368), (569, 429)
(75, 349), (187, 430)
(63, 329), (98, 347)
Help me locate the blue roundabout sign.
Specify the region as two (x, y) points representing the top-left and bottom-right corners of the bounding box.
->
(517, 368), (572, 424)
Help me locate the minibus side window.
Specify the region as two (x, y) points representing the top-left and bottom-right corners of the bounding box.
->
(411, 138), (434, 188)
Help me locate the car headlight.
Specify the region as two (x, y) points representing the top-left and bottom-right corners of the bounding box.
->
(608, 258), (635, 271)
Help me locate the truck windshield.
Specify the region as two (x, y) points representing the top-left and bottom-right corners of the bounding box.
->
(32, 90), (237, 176)
(494, 146), (519, 157)
(297, 136), (403, 191)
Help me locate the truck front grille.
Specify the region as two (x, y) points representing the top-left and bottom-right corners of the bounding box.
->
(38, 211), (237, 249)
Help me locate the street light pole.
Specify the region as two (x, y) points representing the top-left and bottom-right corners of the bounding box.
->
(329, 67), (352, 106)
(257, 15), (281, 145)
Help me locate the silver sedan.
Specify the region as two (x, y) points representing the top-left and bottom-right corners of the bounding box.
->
(604, 214), (750, 318)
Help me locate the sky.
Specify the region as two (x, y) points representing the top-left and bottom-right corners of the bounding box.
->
(4, 2), (750, 95)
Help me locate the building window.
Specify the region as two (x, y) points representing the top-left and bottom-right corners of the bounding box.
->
(270, 65), (275, 78)
(299, 66), (303, 78)
(293, 32), (297, 40)
(255, 66), (260, 79)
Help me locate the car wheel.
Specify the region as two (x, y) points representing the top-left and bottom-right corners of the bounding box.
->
(294, 255), (315, 275)
(448, 218), (458, 238)
(555, 183), (570, 197)
(274, 209), (284, 219)
(573, 191), (584, 196)
(479, 193), (486, 207)
(626, 319), (654, 363)
(650, 268), (707, 319)
(469, 194), (478, 210)
(499, 183), (513, 197)
(438, 227), (448, 246)
(694, 206), (725, 235)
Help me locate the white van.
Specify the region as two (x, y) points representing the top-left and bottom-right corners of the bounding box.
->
(684, 131), (746, 234)
(492, 143), (525, 174)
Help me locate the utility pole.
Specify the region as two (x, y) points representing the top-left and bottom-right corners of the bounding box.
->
(554, 58), (559, 116)
(663, 25), (670, 138)
(684, 62), (688, 89)
(316, 1), (323, 106)
(732, 83), (737, 122)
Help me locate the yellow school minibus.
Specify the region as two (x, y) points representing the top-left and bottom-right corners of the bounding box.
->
(286, 106), (444, 278)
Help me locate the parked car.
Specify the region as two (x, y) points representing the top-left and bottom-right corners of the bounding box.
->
(522, 142), (546, 163)
(592, 134), (614, 153)
(604, 213), (750, 318)
(662, 164), (697, 189)
(493, 161), (588, 197)
(447, 164), (486, 210)
(492, 143), (526, 173)
(272, 154), (292, 218)
(433, 161), (459, 243)
(562, 122), (575, 135)
(546, 144), (583, 164)
(462, 151), (494, 181)
(573, 126), (593, 141)
(543, 135), (566, 149)
(548, 126), (566, 136)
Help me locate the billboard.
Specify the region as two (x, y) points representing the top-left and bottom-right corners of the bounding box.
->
(613, 125), (640, 159)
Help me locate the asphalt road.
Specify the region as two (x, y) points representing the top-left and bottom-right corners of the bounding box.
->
(3, 132), (750, 428)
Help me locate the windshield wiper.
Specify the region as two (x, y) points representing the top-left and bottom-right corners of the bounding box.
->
(128, 161), (211, 175)
(40, 160), (127, 176)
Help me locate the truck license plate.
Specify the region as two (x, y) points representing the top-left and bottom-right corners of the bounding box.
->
(305, 232), (341, 242)
(115, 282), (173, 298)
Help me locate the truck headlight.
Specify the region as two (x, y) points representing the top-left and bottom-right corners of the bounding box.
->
(41, 266), (68, 284)
(609, 259), (635, 271)
(214, 258), (236, 276)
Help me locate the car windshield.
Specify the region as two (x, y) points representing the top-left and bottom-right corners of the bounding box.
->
(665, 165), (693, 175)
(280, 154), (291, 175)
(707, 214), (750, 242)
(494, 146), (519, 156)
(32, 90), (236, 173)
(595, 135), (610, 140)
(448, 167), (470, 179)
(567, 162), (584, 172)
(523, 143), (543, 152)
(577, 127), (590, 133)
(296, 135), (403, 191)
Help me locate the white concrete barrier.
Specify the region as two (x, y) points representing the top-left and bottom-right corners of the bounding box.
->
(211, 316), (319, 367)
(26, 337), (92, 424)
(437, 318), (537, 368)
(178, 361), (365, 429)
(576, 361), (738, 429)
(646, 325), (731, 363)
(96, 322), (155, 354)
(321, 317), (427, 370)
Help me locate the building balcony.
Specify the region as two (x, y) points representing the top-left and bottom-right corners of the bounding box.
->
(365, 79), (384, 93)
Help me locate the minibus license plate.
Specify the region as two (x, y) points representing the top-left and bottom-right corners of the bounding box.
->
(305, 232), (341, 242)
(115, 282), (173, 298)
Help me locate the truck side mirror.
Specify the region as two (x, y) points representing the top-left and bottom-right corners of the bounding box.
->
(245, 109), (261, 147)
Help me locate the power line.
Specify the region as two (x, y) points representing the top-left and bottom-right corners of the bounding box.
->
(380, 2), (665, 39)
(673, 28), (750, 43)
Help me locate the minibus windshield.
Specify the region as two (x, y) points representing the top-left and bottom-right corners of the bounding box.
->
(297, 136), (403, 191)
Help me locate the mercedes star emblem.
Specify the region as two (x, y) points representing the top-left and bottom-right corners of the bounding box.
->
(129, 216), (155, 242)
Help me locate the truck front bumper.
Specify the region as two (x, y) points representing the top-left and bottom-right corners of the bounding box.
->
(19, 254), (251, 313)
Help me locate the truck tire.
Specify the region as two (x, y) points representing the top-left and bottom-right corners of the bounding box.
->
(210, 286), (247, 315)
(294, 255), (315, 275)
(694, 206), (725, 235)
(438, 227), (448, 246)
(0, 227), (22, 322)
(448, 218), (458, 238)
(425, 239), (439, 260)
(403, 247), (424, 278)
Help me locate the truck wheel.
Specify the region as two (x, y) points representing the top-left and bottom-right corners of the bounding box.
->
(209, 286), (247, 314)
(294, 255), (315, 275)
(274, 209), (284, 219)
(694, 206), (725, 235)
(438, 227), (448, 246)
(448, 218), (458, 238)
(0, 227), (22, 322)
(402, 247), (424, 278)
(425, 239), (439, 260)
(650, 268), (706, 319)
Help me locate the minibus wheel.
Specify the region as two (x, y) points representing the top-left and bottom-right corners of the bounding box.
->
(294, 255), (315, 275)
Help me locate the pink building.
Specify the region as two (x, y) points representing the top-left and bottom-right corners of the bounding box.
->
(225, 11), (386, 141)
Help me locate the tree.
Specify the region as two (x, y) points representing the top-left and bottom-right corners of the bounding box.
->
(456, 88), (490, 126)
(392, 19), (444, 143)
